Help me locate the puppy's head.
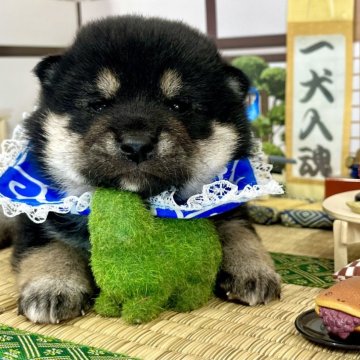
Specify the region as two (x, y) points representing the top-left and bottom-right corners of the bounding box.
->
(26, 16), (252, 198)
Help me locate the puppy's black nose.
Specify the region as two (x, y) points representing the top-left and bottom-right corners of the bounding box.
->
(119, 135), (155, 164)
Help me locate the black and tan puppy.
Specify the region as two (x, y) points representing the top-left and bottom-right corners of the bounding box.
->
(0, 16), (281, 324)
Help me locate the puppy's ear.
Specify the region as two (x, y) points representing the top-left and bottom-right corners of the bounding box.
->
(224, 65), (250, 100)
(33, 55), (62, 86)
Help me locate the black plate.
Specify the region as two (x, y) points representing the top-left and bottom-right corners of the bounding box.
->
(295, 310), (360, 350)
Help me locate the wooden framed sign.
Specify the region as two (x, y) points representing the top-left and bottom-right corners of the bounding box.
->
(286, 0), (354, 184)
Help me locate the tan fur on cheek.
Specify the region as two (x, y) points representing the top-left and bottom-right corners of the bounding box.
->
(180, 121), (239, 198)
(160, 69), (182, 98)
(197, 121), (239, 170)
(156, 117), (193, 157)
(88, 131), (118, 157)
(43, 112), (88, 193)
(157, 131), (175, 156)
(96, 68), (120, 99)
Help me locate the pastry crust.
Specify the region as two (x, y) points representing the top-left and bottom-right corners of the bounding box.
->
(315, 277), (360, 332)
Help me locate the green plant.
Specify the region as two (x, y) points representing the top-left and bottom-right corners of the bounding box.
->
(251, 115), (272, 141)
(259, 67), (286, 101)
(262, 142), (284, 157)
(231, 57), (286, 162)
(231, 56), (268, 87)
(267, 103), (285, 126)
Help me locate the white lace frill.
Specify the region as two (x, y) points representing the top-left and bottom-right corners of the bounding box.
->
(148, 140), (284, 218)
(0, 126), (92, 223)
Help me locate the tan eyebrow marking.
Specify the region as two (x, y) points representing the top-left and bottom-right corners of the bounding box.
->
(96, 68), (120, 99)
(160, 69), (182, 98)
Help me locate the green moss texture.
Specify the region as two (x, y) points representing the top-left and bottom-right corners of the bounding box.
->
(89, 189), (222, 324)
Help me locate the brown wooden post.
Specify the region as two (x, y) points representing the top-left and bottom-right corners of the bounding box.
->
(205, 0), (217, 39)
(260, 89), (269, 115)
(355, 0), (360, 40)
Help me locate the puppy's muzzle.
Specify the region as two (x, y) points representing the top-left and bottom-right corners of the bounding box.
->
(119, 133), (157, 164)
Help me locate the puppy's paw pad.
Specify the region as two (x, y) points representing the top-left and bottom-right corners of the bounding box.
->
(18, 277), (92, 324)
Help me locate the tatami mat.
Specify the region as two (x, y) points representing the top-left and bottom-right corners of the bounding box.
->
(1, 248), (360, 359)
(256, 224), (360, 261)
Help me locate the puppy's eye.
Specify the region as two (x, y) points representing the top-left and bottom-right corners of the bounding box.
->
(89, 100), (110, 113)
(166, 100), (191, 113)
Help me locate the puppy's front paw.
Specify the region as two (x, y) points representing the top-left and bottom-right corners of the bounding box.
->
(216, 264), (281, 306)
(18, 277), (92, 324)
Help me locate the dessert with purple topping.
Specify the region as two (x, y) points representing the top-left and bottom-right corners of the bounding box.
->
(315, 277), (360, 339)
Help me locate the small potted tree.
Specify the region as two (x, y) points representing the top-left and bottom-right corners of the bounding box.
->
(232, 56), (286, 173)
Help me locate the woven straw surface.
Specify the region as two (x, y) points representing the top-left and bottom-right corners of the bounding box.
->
(1, 248), (360, 360)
